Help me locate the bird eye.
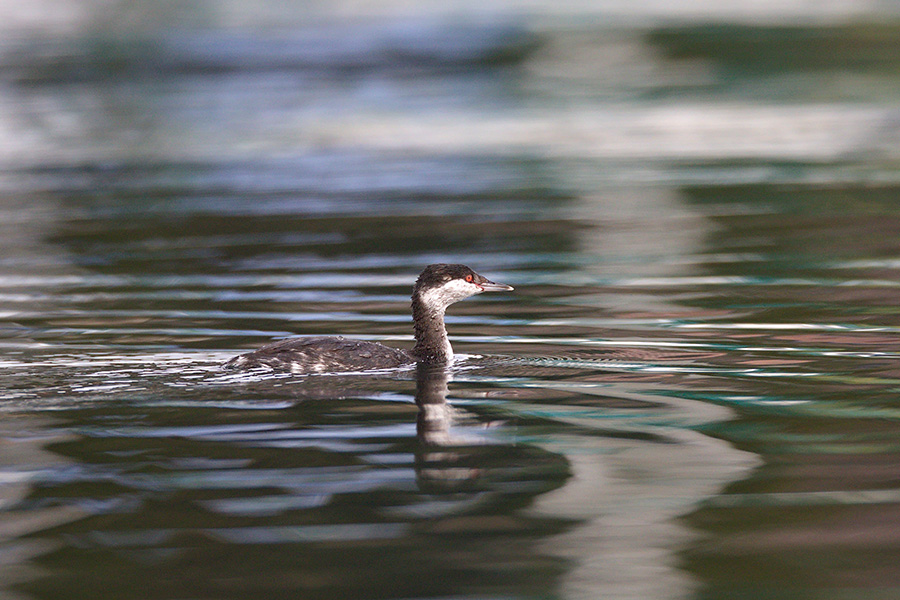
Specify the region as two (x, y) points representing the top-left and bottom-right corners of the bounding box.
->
(465, 275), (474, 283)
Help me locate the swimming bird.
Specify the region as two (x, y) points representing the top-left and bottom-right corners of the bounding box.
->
(224, 264), (513, 373)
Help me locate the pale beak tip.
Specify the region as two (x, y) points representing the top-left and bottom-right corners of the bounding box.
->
(482, 282), (514, 292)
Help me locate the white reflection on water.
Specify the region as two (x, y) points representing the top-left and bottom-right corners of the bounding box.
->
(509, 382), (759, 600)
(306, 104), (887, 161)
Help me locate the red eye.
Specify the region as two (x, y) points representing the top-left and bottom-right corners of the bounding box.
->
(465, 275), (473, 283)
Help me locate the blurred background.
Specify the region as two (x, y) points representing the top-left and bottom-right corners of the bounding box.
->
(3, 1), (900, 600)
(4, 0), (900, 170)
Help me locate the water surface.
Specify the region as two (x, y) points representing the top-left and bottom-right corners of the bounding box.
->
(2, 3), (900, 600)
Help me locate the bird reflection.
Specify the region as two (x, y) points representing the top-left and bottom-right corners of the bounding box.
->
(414, 363), (454, 443)
(414, 363), (495, 492)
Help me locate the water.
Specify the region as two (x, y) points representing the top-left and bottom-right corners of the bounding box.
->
(3, 2), (900, 599)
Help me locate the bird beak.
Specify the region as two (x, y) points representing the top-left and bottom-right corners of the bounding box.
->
(478, 279), (514, 292)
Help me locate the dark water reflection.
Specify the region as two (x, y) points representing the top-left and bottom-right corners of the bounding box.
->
(3, 4), (900, 600)
(13, 367), (572, 600)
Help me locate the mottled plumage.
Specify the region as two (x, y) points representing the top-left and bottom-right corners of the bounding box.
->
(224, 336), (413, 373)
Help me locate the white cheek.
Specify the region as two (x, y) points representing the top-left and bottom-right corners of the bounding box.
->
(421, 280), (481, 309)
(444, 279), (482, 302)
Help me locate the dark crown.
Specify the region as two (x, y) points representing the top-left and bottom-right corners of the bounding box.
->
(414, 264), (484, 291)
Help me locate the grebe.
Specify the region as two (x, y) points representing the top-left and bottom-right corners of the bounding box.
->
(224, 264), (513, 373)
